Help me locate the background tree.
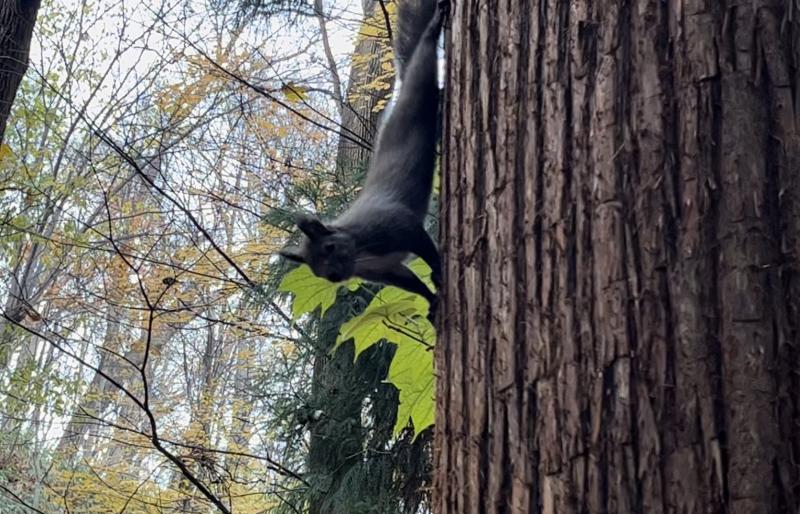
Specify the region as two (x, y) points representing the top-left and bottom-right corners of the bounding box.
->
(271, 2), (434, 512)
(435, 1), (800, 513)
(0, 0), (350, 510)
(0, 0), (41, 145)
(0, 0), (436, 511)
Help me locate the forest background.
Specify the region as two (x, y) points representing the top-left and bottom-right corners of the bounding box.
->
(0, 0), (437, 512)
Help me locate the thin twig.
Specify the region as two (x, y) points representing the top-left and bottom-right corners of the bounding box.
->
(377, 0), (394, 45)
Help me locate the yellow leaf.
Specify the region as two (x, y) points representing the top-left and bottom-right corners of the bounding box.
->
(0, 144), (13, 161)
(281, 83), (307, 103)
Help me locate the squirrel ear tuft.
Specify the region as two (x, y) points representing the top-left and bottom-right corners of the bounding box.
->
(279, 246), (307, 263)
(294, 213), (333, 240)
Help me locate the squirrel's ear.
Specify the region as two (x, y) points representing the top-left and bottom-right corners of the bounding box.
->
(279, 246), (307, 263)
(295, 213), (333, 240)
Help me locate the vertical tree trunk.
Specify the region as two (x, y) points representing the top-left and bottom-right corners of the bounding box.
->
(0, 0), (41, 145)
(435, 1), (800, 513)
(0, 0), (43, 366)
(305, 2), (396, 513)
(334, 0), (388, 179)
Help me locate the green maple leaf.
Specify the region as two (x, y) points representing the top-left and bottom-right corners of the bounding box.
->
(336, 297), (425, 357)
(388, 338), (434, 437)
(278, 264), (360, 319)
(285, 257), (438, 438)
(335, 257), (435, 357)
(333, 258), (437, 437)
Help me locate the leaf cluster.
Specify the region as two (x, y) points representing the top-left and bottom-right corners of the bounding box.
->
(278, 258), (435, 436)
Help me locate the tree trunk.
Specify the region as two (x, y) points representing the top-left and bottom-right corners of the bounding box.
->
(304, 2), (397, 513)
(334, 0), (388, 180)
(0, 0), (43, 368)
(435, 1), (800, 513)
(0, 0), (41, 145)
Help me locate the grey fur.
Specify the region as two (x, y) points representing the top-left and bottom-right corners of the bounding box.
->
(395, 0), (438, 81)
(280, 0), (447, 319)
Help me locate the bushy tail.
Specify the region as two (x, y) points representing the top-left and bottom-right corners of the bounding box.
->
(394, 0), (437, 79)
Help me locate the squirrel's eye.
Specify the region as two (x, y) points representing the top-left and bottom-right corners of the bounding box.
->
(322, 242), (335, 254)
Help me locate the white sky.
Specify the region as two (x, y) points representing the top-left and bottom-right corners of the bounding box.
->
(29, 0), (363, 118)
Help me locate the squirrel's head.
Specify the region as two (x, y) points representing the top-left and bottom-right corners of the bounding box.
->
(279, 213), (356, 282)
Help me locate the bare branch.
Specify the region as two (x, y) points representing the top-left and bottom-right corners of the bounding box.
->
(313, 0), (344, 115)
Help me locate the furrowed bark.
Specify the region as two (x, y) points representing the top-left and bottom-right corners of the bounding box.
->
(435, 1), (800, 513)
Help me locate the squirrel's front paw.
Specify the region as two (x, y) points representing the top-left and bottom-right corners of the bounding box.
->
(431, 271), (442, 291)
(433, 0), (449, 28)
(426, 310), (437, 325)
(426, 295), (439, 325)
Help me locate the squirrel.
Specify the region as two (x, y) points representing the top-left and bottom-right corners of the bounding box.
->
(280, 0), (447, 320)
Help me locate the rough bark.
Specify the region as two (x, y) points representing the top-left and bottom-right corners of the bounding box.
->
(0, 0), (41, 145)
(435, 1), (800, 513)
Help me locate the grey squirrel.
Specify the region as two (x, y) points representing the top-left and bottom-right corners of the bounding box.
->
(280, 0), (447, 319)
